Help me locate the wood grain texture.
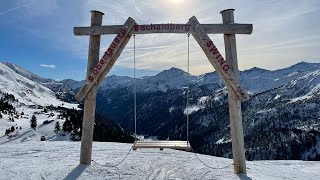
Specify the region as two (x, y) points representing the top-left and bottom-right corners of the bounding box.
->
(189, 16), (249, 100)
(74, 23), (253, 36)
(75, 17), (136, 101)
(221, 9), (247, 175)
(133, 141), (191, 151)
(80, 10), (104, 165)
(96, 34), (132, 86)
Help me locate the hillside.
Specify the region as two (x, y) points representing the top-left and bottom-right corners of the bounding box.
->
(66, 62), (319, 161)
(2, 61), (320, 161)
(0, 62), (133, 143)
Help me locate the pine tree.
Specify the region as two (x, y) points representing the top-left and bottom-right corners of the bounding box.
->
(54, 122), (61, 133)
(10, 126), (15, 132)
(5, 128), (10, 135)
(63, 120), (72, 132)
(30, 115), (37, 130)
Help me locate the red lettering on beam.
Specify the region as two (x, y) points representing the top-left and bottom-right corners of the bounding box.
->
(88, 76), (93, 82)
(133, 24), (138, 31)
(210, 47), (219, 54)
(114, 37), (120, 43)
(206, 40), (213, 47)
(185, 25), (190, 31)
(151, 24), (155, 30)
(111, 42), (117, 48)
(95, 64), (102, 70)
(218, 58), (226, 65)
(223, 65), (230, 71)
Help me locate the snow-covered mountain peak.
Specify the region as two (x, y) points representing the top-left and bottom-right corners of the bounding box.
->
(3, 62), (54, 83)
(289, 61), (320, 71)
(154, 67), (189, 79)
(0, 62), (77, 107)
(243, 67), (270, 75)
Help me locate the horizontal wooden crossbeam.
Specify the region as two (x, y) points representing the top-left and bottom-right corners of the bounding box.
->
(74, 23), (253, 36)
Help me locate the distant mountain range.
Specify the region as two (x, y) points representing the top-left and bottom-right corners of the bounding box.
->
(1, 61), (319, 160)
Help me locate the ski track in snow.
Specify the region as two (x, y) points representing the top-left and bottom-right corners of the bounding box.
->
(0, 140), (319, 180)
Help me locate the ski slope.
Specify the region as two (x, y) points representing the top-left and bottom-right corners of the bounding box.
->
(0, 140), (319, 180)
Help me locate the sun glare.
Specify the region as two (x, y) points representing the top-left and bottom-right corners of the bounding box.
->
(172, 0), (184, 4)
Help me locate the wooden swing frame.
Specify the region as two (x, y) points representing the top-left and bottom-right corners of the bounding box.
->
(74, 9), (253, 175)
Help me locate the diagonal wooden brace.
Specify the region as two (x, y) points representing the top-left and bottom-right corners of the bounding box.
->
(75, 17), (136, 101)
(189, 16), (249, 100)
(96, 34), (132, 86)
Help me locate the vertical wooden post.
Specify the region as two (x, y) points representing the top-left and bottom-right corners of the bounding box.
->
(80, 10), (104, 165)
(221, 9), (247, 175)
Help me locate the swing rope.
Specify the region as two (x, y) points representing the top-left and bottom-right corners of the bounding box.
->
(133, 33), (191, 145)
(133, 34), (137, 139)
(186, 33), (190, 144)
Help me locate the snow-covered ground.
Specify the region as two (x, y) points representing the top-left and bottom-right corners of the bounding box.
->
(0, 107), (67, 139)
(0, 139), (319, 179)
(0, 104), (319, 180)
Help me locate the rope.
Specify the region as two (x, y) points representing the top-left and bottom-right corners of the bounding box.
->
(133, 34), (137, 139)
(190, 146), (233, 170)
(92, 147), (133, 179)
(186, 33), (190, 144)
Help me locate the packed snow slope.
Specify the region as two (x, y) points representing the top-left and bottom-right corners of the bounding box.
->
(0, 62), (77, 107)
(0, 140), (319, 180)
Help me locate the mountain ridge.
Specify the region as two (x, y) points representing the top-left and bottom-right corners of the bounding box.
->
(1, 61), (319, 161)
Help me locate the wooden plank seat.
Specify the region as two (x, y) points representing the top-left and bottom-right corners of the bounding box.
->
(132, 140), (191, 151)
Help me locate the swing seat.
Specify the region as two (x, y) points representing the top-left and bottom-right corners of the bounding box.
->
(132, 140), (191, 151)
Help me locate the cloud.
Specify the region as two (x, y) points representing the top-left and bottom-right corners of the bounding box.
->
(0, 2), (32, 15)
(40, 64), (56, 68)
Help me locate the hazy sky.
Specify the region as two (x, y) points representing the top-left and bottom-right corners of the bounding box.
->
(1, 0), (319, 80)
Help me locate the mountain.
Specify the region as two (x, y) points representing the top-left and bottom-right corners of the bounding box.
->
(0, 62), (134, 143)
(2, 62), (79, 103)
(3, 62), (55, 84)
(62, 61), (319, 95)
(61, 61), (319, 161)
(0, 62), (68, 106)
(2, 61), (319, 161)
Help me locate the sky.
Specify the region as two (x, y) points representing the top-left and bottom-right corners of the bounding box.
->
(0, 0), (320, 81)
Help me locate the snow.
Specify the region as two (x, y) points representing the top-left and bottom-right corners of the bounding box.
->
(0, 63), (78, 108)
(0, 62), (319, 179)
(0, 140), (319, 179)
(0, 106), (68, 141)
(184, 105), (201, 115)
(2, 104), (317, 179)
(198, 96), (210, 104)
(168, 106), (175, 113)
(274, 94), (281, 100)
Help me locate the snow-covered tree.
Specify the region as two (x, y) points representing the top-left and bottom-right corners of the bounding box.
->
(30, 115), (37, 130)
(54, 122), (61, 133)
